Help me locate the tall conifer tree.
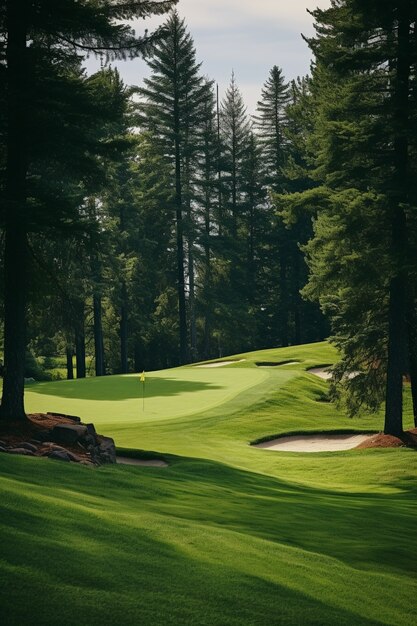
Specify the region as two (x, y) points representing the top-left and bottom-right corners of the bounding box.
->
(1, 0), (176, 421)
(294, 0), (417, 433)
(138, 10), (207, 363)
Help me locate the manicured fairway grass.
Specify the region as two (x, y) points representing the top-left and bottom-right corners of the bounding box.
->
(1, 342), (417, 625)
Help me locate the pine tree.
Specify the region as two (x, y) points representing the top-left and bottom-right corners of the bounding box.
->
(253, 65), (290, 190)
(138, 10), (207, 364)
(193, 80), (218, 359)
(254, 66), (298, 347)
(272, 75), (327, 347)
(299, 0), (417, 433)
(0, 0), (176, 421)
(220, 72), (251, 238)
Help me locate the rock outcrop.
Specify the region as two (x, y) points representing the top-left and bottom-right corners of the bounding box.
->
(0, 412), (116, 466)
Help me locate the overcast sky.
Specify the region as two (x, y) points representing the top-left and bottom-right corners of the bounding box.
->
(86, 0), (331, 115)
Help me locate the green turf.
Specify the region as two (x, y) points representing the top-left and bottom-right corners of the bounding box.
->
(1, 341), (416, 625)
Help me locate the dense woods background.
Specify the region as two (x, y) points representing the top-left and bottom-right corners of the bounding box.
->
(0, 1), (416, 434)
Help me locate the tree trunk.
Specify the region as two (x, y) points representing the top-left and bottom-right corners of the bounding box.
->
(279, 236), (289, 347)
(406, 293), (417, 427)
(203, 185), (212, 359)
(384, 274), (406, 435)
(173, 39), (188, 364)
(120, 280), (129, 374)
(93, 293), (105, 376)
(66, 347), (74, 380)
(384, 4), (411, 436)
(0, 0), (28, 422)
(75, 302), (86, 379)
(134, 342), (143, 373)
(216, 84), (223, 238)
(188, 244), (197, 361)
(292, 244), (302, 345)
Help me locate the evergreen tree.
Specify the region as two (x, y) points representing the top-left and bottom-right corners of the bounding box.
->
(1, 0), (176, 421)
(208, 73), (254, 354)
(253, 65), (290, 190)
(292, 0), (417, 433)
(194, 80), (219, 359)
(138, 10), (207, 364)
(220, 72), (251, 238)
(272, 75), (327, 347)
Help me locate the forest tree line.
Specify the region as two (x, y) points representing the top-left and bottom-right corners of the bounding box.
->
(0, 1), (416, 436)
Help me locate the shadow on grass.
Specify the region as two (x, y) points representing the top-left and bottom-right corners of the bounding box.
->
(5, 445), (414, 578)
(0, 453), (402, 626)
(0, 501), (386, 626)
(27, 375), (224, 401)
(108, 449), (417, 577)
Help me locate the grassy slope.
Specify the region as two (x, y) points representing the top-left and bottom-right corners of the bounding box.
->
(1, 341), (416, 626)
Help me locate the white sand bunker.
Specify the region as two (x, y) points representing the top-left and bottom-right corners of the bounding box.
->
(254, 433), (374, 452)
(256, 360), (300, 368)
(117, 456), (168, 467)
(308, 367), (332, 380)
(308, 367), (359, 380)
(195, 359), (246, 368)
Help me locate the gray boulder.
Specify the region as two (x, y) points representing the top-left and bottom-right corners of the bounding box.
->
(97, 436), (116, 463)
(16, 442), (38, 453)
(51, 424), (88, 445)
(48, 450), (72, 462)
(8, 448), (35, 456)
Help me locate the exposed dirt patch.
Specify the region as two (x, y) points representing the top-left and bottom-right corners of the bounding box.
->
(0, 413), (77, 446)
(356, 428), (417, 449)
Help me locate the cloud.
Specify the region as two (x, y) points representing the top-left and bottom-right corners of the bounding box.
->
(175, 0), (328, 29)
(85, 0), (331, 114)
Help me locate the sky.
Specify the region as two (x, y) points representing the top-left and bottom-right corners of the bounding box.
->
(86, 0), (331, 115)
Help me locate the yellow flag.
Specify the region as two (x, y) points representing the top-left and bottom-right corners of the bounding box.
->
(140, 371), (145, 383)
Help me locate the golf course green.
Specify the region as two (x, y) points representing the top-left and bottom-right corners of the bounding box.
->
(1, 341), (416, 625)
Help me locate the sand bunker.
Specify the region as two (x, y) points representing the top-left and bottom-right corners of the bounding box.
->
(254, 433), (375, 452)
(308, 367), (359, 381)
(256, 360), (300, 368)
(117, 456), (168, 467)
(195, 359), (246, 368)
(308, 367), (332, 380)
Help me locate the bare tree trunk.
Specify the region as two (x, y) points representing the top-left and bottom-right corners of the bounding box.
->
(0, 0), (28, 422)
(66, 347), (74, 380)
(120, 280), (129, 374)
(384, 4), (411, 436)
(279, 239), (289, 347)
(292, 245), (302, 345)
(173, 34), (188, 364)
(93, 293), (105, 376)
(75, 302), (86, 379)
(203, 185), (212, 359)
(406, 293), (417, 427)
